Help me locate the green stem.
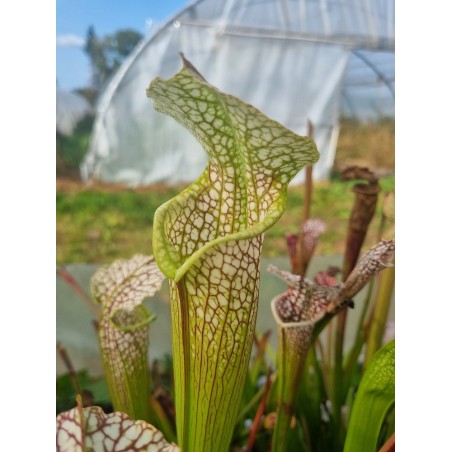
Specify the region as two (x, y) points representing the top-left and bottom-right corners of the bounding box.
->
(172, 281), (191, 448)
(271, 325), (311, 452)
(148, 396), (177, 444)
(333, 315), (346, 447)
(342, 278), (376, 393)
(235, 383), (268, 427)
(364, 266), (395, 369)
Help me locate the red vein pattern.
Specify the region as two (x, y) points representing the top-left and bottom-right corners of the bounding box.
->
(147, 57), (319, 451)
(91, 255), (165, 420)
(57, 405), (180, 451)
(268, 240), (395, 448)
(269, 239), (395, 329)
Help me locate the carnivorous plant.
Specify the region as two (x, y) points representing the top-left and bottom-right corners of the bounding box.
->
(146, 55), (319, 451)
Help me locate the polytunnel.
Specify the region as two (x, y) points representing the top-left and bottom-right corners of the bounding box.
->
(57, 88), (93, 136)
(82, 0), (394, 186)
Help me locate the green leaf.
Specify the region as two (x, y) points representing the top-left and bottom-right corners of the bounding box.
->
(84, 377), (111, 404)
(343, 339), (395, 452)
(297, 346), (326, 450)
(56, 370), (112, 415)
(56, 370), (92, 415)
(56, 401), (180, 451)
(91, 254), (165, 422)
(147, 56), (319, 452)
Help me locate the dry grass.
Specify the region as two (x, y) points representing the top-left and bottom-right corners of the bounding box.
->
(334, 118), (394, 174)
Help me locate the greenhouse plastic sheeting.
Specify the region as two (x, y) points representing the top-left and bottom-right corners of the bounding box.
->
(83, 0), (394, 186)
(57, 88), (92, 136)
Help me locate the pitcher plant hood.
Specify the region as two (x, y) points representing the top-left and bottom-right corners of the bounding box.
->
(146, 55), (319, 451)
(147, 54), (320, 283)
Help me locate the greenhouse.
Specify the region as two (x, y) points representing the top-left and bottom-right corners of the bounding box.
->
(82, 0), (394, 186)
(56, 88), (93, 137)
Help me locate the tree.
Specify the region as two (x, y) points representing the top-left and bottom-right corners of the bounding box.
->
(84, 26), (143, 93)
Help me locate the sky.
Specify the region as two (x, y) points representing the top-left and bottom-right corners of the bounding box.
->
(56, 0), (189, 91)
